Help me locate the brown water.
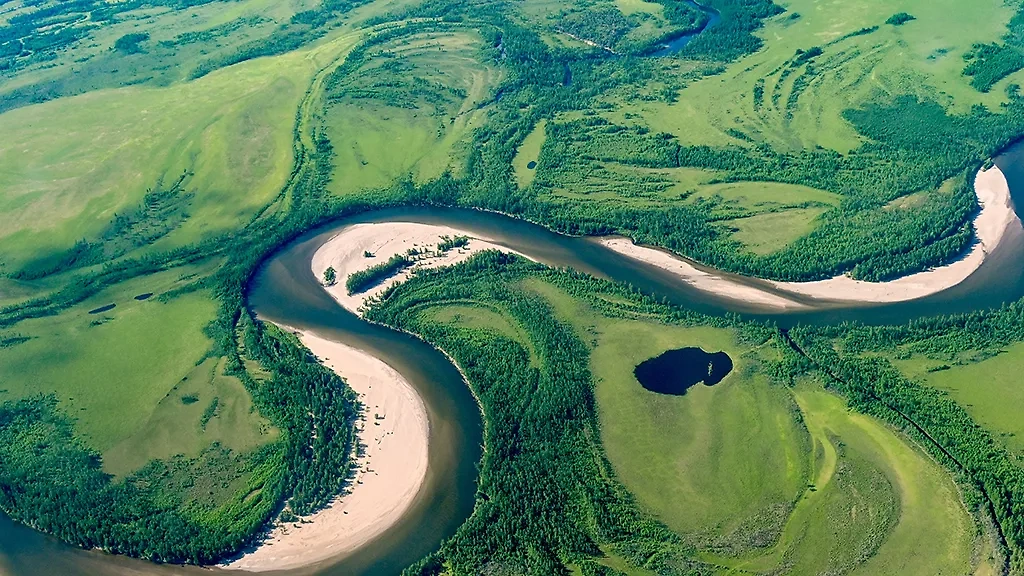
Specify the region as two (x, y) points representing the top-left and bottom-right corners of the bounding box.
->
(3, 142), (1024, 575)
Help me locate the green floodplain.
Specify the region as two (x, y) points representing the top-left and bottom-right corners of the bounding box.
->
(2, 0), (1024, 573)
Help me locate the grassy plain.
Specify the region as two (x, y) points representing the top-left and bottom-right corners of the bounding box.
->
(0, 28), (362, 478)
(513, 119), (548, 188)
(0, 0), (317, 107)
(0, 261), (277, 475)
(707, 381), (981, 575)
(517, 277), (984, 573)
(0, 45), (314, 272)
(725, 208), (827, 255)
(607, 0), (1022, 153)
(324, 31), (501, 197)
(524, 279), (810, 552)
(894, 342), (1024, 458)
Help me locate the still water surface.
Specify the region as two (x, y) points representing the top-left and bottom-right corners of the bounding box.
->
(3, 142), (1024, 574)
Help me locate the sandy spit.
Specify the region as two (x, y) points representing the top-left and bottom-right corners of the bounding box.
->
(312, 221), (528, 314)
(224, 331), (429, 573)
(601, 166), (1019, 307)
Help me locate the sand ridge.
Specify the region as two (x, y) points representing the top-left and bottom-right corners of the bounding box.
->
(312, 221), (529, 314)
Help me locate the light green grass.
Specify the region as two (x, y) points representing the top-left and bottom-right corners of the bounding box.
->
(424, 303), (530, 343)
(526, 279), (809, 552)
(0, 34), (364, 272)
(608, 0), (1019, 153)
(513, 119), (548, 188)
(525, 278), (984, 573)
(0, 0), (316, 108)
(695, 180), (840, 209)
(0, 259), (278, 476)
(324, 31), (501, 197)
(724, 207), (827, 254)
(0, 267), (217, 451)
(544, 161), (837, 245)
(615, 0), (663, 17)
(895, 342), (1024, 456)
(102, 356), (278, 477)
(707, 381), (981, 575)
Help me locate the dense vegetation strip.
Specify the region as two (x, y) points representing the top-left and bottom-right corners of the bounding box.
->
(346, 254), (413, 294)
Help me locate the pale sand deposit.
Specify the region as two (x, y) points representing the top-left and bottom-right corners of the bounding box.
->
(597, 237), (806, 309)
(601, 166), (1019, 307)
(312, 221), (527, 314)
(225, 331), (428, 573)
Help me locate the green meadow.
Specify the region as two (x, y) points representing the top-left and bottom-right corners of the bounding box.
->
(895, 342), (1024, 459)
(0, 261), (277, 471)
(610, 0), (1020, 153)
(324, 30), (501, 197)
(0, 27), (366, 477)
(520, 277), (985, 574)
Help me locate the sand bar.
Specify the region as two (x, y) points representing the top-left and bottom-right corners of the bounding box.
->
(312, 221), (528, 314)
(225, 331), (428, 573)
(601, 166), (1019, 307)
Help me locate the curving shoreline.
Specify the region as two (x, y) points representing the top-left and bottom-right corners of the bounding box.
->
(228, 222), (524, 572)
(601, 166), (1020, 308)
(225, 331), (429, 573)
(311, 221), (529, 314)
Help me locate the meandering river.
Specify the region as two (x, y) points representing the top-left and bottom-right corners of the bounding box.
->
(3, 142), (1024, 574)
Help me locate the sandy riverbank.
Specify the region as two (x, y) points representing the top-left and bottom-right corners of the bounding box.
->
(225, 331), (428, 573)
(601, 166), (1019, 307)
(312, 221), (527, 314)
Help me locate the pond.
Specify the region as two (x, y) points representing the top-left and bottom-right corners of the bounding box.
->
(634, 347), (733, 395)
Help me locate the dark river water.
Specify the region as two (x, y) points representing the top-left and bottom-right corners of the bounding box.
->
(3, 141), (1024, 574)
(651, 0), (722, 57)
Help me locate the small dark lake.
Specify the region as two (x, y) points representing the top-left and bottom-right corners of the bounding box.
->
(634, 347), (733, 395)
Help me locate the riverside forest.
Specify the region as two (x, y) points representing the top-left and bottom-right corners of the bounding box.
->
(2, 0), (1024, 574)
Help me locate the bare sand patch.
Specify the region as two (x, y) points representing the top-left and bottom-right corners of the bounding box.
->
(312, 221), (528, 314)
(225, 331), (428, 573)
(597, 237), (805, 309)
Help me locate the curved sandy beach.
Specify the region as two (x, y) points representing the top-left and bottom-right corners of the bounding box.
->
(225, 331), (428, 572)
(602, 166), (1020, 308)
(230, 222), (521, 572)
(312, 221), (528, 314)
